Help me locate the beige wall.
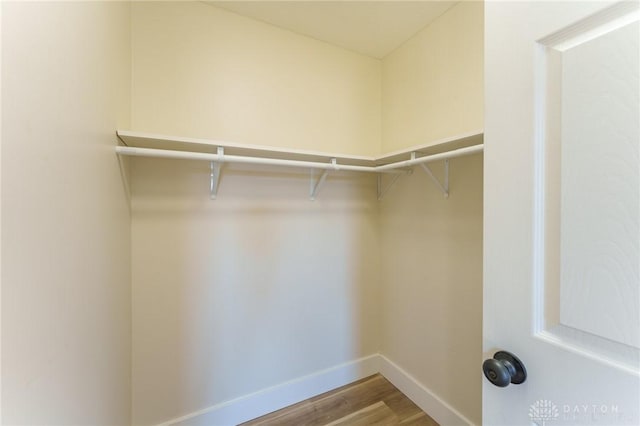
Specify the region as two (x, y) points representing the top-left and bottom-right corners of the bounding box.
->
(0, 1), (482, 424)
(0, 1), (487, 424)
(382, 1), (484, 153)
(129, 2), (484, 425)
(379, 155), (483, 425)
(1, 2), (132, 424)
(131, 1), (381, 157)
(379, 3), (484, 423)
(131, 160), (381, 425)
(130, 3), (383, 424)
(0, 4), (4, 421)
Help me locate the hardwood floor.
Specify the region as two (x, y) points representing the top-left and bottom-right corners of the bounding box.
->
(240, 374), (439, 426)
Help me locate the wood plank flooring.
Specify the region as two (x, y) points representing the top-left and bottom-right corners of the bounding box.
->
(240, 374), (439, 426)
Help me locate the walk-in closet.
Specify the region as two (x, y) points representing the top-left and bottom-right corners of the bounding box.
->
(3, 1), (483, 425)
(5, 0), (640, 424)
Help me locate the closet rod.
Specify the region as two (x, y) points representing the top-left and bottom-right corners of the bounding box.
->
(376, 144), (483, 171)
(115, 144), (483, 173)
(115, 146), (388, 173)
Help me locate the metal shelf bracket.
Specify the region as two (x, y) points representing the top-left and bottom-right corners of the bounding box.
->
(116, 131), (484, 201)
(210, 147), (224, 199)
(310, 158), (336, 201)
(377, 173), (403, 201)
(419, 157), (449, 198)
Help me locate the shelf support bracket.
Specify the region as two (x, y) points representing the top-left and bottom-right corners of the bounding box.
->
(310, 158), (336, 201)
(419, 158), (449, 198)
(210, 147), (224, 200)
(377, 153), (415, 201)
(377, 173), (403, 201)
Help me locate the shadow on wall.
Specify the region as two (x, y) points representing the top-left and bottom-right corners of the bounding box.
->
(379, 153), (483, 425)
(130, 158), (381, 425)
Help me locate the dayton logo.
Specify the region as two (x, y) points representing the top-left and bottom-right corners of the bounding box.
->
(529, 399), (560, 426)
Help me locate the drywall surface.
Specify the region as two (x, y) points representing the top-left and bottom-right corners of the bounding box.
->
(131, 1), (381, 157)
(379, 154), (483, 425)
(129, 2), (483, 424)
(382, 1), (483, 152)
(131, 160), (381, 425)
(379, 3), (484, 423)
(1, 2), (132, 424)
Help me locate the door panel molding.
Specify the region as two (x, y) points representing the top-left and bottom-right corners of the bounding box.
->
(532, 1), (640, 374)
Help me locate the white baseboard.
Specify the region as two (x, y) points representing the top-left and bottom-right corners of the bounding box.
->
(157, 354), (474, 426)
(158, 354), (380, 426)
(379, 354), (475, 426)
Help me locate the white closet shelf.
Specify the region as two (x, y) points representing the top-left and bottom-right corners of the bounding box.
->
(116, 130), (483, 168)
(116, 130), (375, 166)
(116, 130), (484, 200)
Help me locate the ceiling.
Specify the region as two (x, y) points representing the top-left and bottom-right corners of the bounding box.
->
(205, 1), (458, 58)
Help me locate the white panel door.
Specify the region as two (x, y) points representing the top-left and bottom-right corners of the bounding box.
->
(484, 1), (639, 425)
